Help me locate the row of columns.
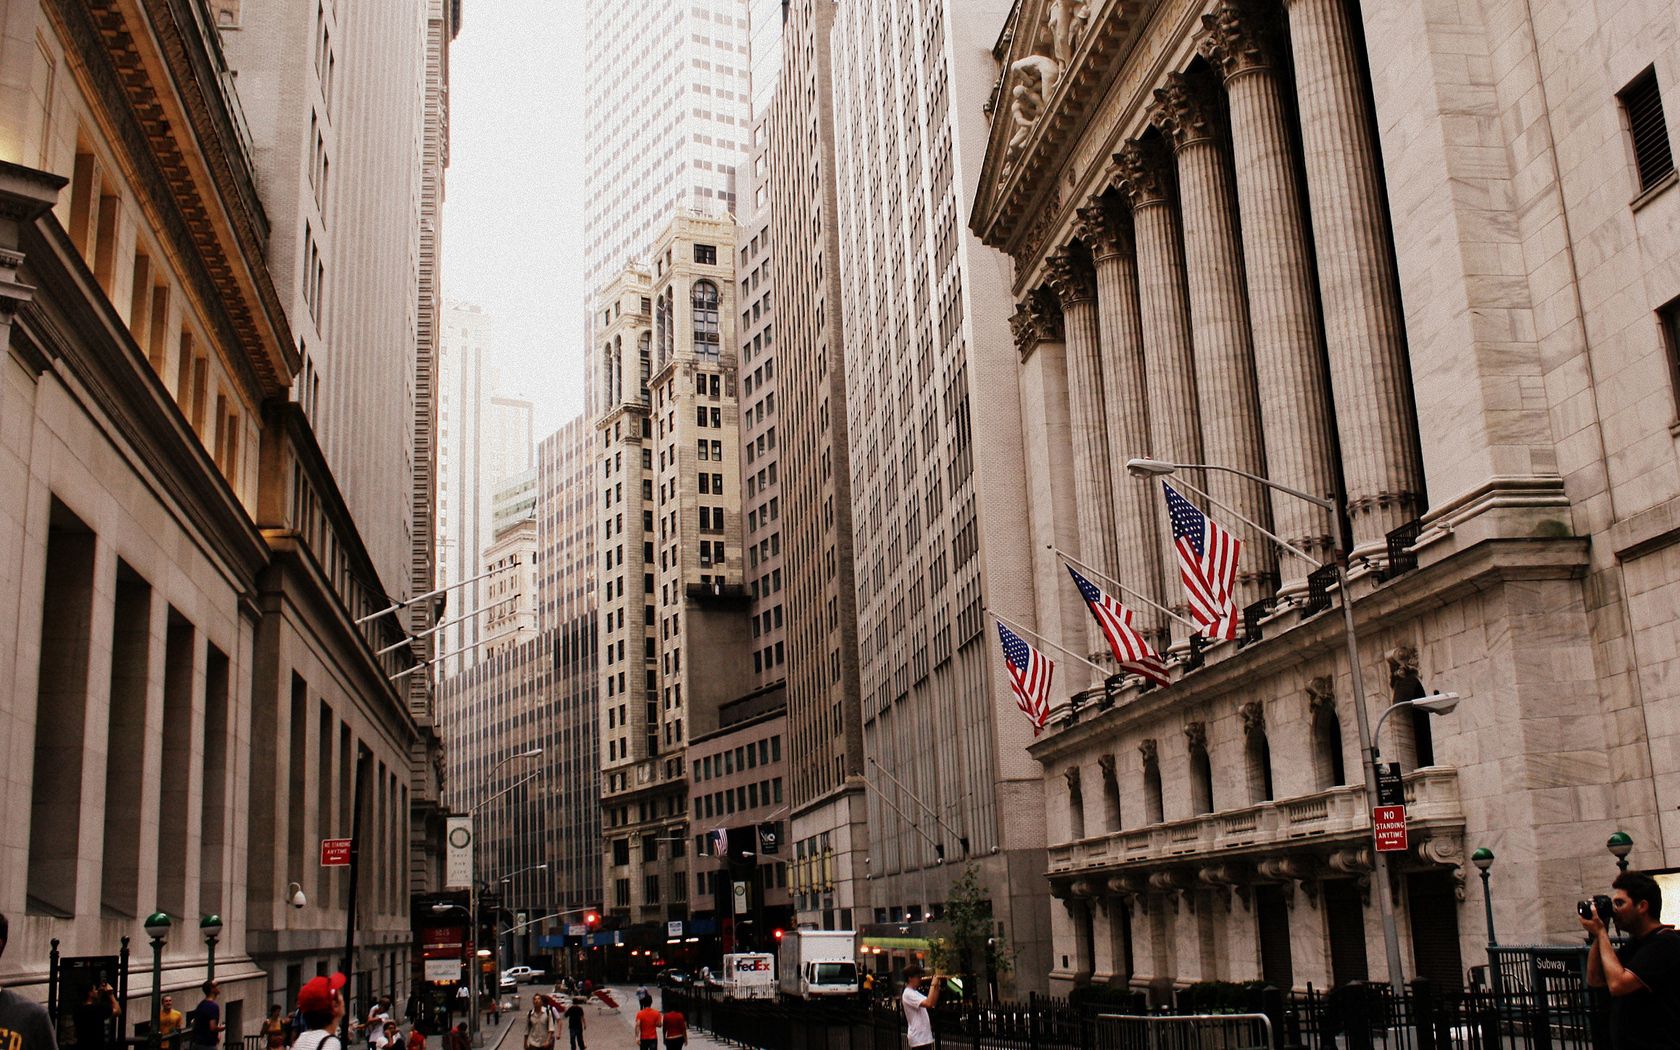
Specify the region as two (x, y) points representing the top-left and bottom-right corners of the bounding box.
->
(1019, 0), (1423, 645)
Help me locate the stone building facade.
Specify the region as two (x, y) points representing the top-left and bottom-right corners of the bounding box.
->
(970, 0), (1680, 995)
(0, 0), (426, 1025)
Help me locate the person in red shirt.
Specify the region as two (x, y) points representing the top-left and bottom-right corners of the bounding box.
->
(659, 1009), (685, 1050)
(632, 1002), (660, 1050)
(405, 1028), (425, 1050)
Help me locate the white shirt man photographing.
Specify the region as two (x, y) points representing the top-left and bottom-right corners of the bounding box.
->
(899, 966), (943, 1050)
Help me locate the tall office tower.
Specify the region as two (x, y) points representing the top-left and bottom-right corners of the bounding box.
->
(436, 301), (525, 672)
(580, 0), (753, 301)
(536, 419), (602, 913)
(829, 0), (1051, 985)
(763, 0), (867, 931)
(598, 212), (753, 932)
(222, 0), (426, 600)
(736, 120), (784, 696)
(406, 0), (459, 895)
(483, 469), (539, 655)
(746, 0), (785, 119)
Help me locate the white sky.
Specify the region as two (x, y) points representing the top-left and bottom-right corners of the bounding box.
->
(441, 0), (587, 440)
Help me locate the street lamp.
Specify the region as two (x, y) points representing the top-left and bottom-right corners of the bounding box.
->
(1125, 456), (1409, 989)
(468, 748), (542, 1046)
(1607, 831), (1633, 873)
(1373, 693), (1460, 760)
(200, 915), (222, 984)
(1470, 848), (1496, 946)
(144, 912), (171, 1050)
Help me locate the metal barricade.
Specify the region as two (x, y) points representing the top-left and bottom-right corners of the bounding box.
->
(1094, 1012), (1275, 1050)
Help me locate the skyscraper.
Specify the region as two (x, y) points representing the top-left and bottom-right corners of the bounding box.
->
(829, 0), (1052, 986)
(581, 0), (755, 300)
(763, 0), (868, 931)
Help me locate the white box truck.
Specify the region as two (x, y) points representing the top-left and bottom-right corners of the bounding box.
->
(720, 952), (777, 1000)
(777, 930), (859, 999)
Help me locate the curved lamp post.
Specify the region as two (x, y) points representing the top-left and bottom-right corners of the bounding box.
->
(468, 748), (542, 1046)
(144, 912), (172, 1050)
(1607, 831), (1633, 873)
(1470, 848), (1496, 946)
(200, 915), (222, 984)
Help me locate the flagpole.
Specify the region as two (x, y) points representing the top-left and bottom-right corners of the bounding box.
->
(985, 608), (1110, 676)
(1047, 545), (1198, 629)
(1162, 475), (1323, 569)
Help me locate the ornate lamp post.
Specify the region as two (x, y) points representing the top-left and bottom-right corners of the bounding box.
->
(144, 912), (172, 1050)
(200, 915), (223, 984)
(1607, 831), (1633, 873)
(1470, 848), (1496, 946)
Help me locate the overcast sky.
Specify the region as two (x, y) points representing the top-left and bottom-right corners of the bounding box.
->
(441, 0), (587, 440)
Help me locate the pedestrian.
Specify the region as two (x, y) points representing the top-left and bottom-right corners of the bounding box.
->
(659, 1008), (685, 1050)
(1583, 870), (1680, 1050)
(74, 981), (118, 1050)
(405, 1027), (425, 1050)
(381, 1020), (400, 1050)
(289, 973), (348, 1050)
(158, 996), (187, 1050)
(486, 995), (500, 1028)
(446, 1024), (469, 1050)
(188, 983), (222, 1050)
(366, 1001), (392, 1050)
(634, 986), (648, 1007)
(562, 999), (585, 1050)
(522, 996), (554, 1050)
(264, 1006), (287, 1050)
(898, 966), (943, 1050)
(632, 999), (660, 1050)
(0, 913), (56, 1050)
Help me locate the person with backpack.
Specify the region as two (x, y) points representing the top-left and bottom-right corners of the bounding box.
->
(290, 975), (348, 1050)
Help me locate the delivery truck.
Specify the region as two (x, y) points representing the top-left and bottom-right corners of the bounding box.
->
(777, 930), (859, 999)
(720, 952), (777, 1000)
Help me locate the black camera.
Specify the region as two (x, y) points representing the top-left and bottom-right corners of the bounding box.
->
(1577, 894), (1612, 922)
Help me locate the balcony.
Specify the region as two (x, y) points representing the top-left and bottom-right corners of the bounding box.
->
(1047, 767), (1463, 879)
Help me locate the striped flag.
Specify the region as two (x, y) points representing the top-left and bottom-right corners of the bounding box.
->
(1065, 566), (1170, 687)
(996, 621), (1054, 735)
(710, 828), (729, 858)
(1162, 482), (1242, 640)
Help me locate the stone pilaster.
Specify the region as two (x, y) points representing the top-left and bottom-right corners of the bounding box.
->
(1113, 138), (1202, 641)
(1199, 3), (1340, 594)
(1046, 247), (1119, 658)
(1076, 199), (1167, 642)
(1283, 0), (1424, 556)
(1151, 73), (1276, 618)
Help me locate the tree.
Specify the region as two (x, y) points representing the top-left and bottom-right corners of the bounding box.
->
(928, 864), (1012, 999)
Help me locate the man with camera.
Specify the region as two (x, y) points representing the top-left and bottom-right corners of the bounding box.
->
(1581, 872), (1680, 1049)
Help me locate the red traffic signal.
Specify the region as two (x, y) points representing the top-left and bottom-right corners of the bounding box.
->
(772, 928), (784, 941)
(584, 911), (600, 928)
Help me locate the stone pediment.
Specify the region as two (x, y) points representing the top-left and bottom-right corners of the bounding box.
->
(971, 0), (1153, 272)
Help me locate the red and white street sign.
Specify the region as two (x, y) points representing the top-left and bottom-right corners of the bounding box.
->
(1373, 806), (1408, 852)
(320, 838), (352, 866)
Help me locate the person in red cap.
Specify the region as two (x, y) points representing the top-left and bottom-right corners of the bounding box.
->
(290, 974), (348, 1050)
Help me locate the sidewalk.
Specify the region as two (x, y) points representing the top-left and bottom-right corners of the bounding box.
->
(588, 988), (730, 1050)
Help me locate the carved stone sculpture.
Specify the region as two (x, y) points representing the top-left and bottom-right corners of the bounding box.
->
(1138, 738), (1159, 766)
(1112, 138), (1173, 207)
(1047, 0), (1092, 66)
(1183, 720), (1208, 752)
(1307, 675), (1336, 717)
(1098, 752), (1118, 782)
(1239, 700), (1265, 738)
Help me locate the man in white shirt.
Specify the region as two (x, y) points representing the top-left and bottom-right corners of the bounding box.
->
(899, 966), (943, 1050)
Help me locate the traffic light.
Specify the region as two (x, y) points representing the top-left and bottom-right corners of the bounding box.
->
(584, 911), (600, 928)
(772, 928), (784, 942)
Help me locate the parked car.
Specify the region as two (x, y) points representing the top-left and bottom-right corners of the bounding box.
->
(503, 966), (546, 984)
(658, 969), (691, 989)
(499, 973), (518, 992)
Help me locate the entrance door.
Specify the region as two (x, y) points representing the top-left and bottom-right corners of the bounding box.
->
(1407, 870), (1465, 989)
(1256, 884), (1293, 988)
(1323, 879), (1369, 986)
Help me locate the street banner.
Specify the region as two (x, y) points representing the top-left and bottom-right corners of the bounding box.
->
(1373, 805), (1408, 852)
(1376, 762), (1405, 807)
(320, 838), (352, 866)
(757, 822), (780, 855)
(732, 880), (749, 915)
(667, 920), (683, 938)
(444, 816), (473, 889)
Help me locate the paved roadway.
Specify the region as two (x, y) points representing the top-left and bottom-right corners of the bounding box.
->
(478, 986), (732, 1050)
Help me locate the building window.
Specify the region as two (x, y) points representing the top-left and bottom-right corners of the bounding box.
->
(694, 244), (717, 265)
(1621, 68), (1674, 193)
(692, 280), (720, 359)
(1662, 297), (1680, 413)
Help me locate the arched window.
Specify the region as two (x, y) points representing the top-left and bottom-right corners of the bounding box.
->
(691, 280), (720, 359)
(1187, 722), (1214, 816)
(1100, 754), (1121, 832)
(656, 292), (672, 367)
(1065, 766), (1085, 840)
(612, 334), (623, 404)
(1242, 702), (1274, 803)
(1313, 707), (1346, 790)
(637, 331), (651, 402)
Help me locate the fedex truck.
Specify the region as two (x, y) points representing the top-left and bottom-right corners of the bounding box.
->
(720, 952), (777, 1000)
(777, 930), (859, 999)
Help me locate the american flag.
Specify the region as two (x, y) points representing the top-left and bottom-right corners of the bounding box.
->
(996, 621), (1054, 735)
(1065, 566), (1171, 687)
(710, 828), (729, 857)
(1163, 482), (1242, 640)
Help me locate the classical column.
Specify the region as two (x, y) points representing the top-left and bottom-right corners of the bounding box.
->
(1075, 199), (1166, 642)
(1046, 247), (1119, 658)
(1151, 74), (1276, 617)
(1198, 2), (1339, 594)
(1112, 138), (1202, 642)
(1283, 0), (1423, 556)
